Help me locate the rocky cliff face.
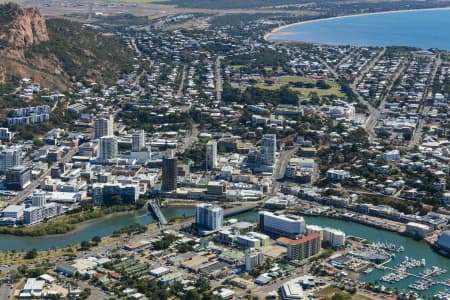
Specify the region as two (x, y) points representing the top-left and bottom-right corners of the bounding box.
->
(0, 3), (48, 48)
(0, 4), (133, 90)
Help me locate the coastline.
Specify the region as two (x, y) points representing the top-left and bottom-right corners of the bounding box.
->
(263, 6), (450, 41)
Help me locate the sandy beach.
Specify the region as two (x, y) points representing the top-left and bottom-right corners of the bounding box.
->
(264, 6), (450, 41)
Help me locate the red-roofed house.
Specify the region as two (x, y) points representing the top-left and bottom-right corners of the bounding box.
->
(110, 272), (122, 280)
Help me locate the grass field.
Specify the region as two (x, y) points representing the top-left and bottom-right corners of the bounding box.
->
(256, 75), (346, 98)
(0, 247), (75, 265)
(227, 65), (245, 70)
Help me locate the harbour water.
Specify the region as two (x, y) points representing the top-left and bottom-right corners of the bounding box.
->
(268, 9), (450, 50)
(235, 211), (450, 297)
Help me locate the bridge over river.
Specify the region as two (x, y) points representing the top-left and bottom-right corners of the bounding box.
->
(149, 201), (259, 225)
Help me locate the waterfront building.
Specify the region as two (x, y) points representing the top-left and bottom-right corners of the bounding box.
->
(162, 149), (177, 192)
(98, 136), (118, 161)
(277, 233), (321, 260)
(195, 203), (224, 231)
(437, 230), (450, 252)
(132, 129), (145, 152)
(206, 139), (218, 169)
(93, 115), (114, 139)
(23, 202), (63, 225)
(258, 211), (305, 239)
(92, 182), (139, 206)
(306, 225), (346, 247)
(245, 248), (264, 272)
(406, 222), (431, 239)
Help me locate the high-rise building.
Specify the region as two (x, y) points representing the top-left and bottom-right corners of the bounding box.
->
(98, 136), (118, 161)
(258, 211), (305, 239)
(261, 134), (276, 165)
(195, 203), (224, 231)
(206, 139), (217, 169)
(132, 130), (145, 152)
(162, 149), (177, 191)
(278, 233), (321, 260)
(5, 165), (31, 190)
(92, 183), (139, 206)
(0, 148), (22, 174)
(245, 248), (264, 272)
(306, 225), (346, 248)
(93, 115), (114, 139)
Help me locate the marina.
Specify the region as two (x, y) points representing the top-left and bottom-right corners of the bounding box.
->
(234, 212), (450, 297)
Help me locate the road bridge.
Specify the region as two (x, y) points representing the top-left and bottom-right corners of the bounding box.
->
(148, 200), (168, 225)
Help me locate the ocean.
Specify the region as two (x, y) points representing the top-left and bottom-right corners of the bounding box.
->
(268, 9), (450, 50)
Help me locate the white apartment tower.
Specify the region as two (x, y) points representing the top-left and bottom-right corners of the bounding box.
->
(98, 136), (118, 161)
(261, 134), (276, 165)
(245, 248), (264, 271)
(132, 130), (145, 152)
(195, 203), (224, 231)
(94, 115), (114, 139)
(206, 139), (218, 169)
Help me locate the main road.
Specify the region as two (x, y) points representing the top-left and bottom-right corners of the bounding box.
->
(10, 146), (78, 205)
(320, 48), (387, 142)
(215, 56), (224, 101)
(409, 54), (441, 147)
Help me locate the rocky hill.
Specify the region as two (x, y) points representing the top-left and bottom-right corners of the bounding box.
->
(0, 3), (133, 90)
(0, 3), (48, 48)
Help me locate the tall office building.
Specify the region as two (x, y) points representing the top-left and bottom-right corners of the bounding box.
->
(98, 136), (118, 161)
(195, 203), (224, 231)
(162, 149), (177, 191)
(5, 166), (31, 190)
(0, 148), (22, 173)
(258, 211), (305, 239)
(261, 134), (276, 164)
(132, 130), (145, 152)
(206, 139), (217, 169)
(94, 115), (114, 139)
(245, 248), (264, 272)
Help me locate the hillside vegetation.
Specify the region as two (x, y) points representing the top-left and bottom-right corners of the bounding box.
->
(25, 18), (134, 86)
(0, 3), (134, 90)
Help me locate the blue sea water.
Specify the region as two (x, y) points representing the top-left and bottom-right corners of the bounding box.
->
(268, 9), (450, 50)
